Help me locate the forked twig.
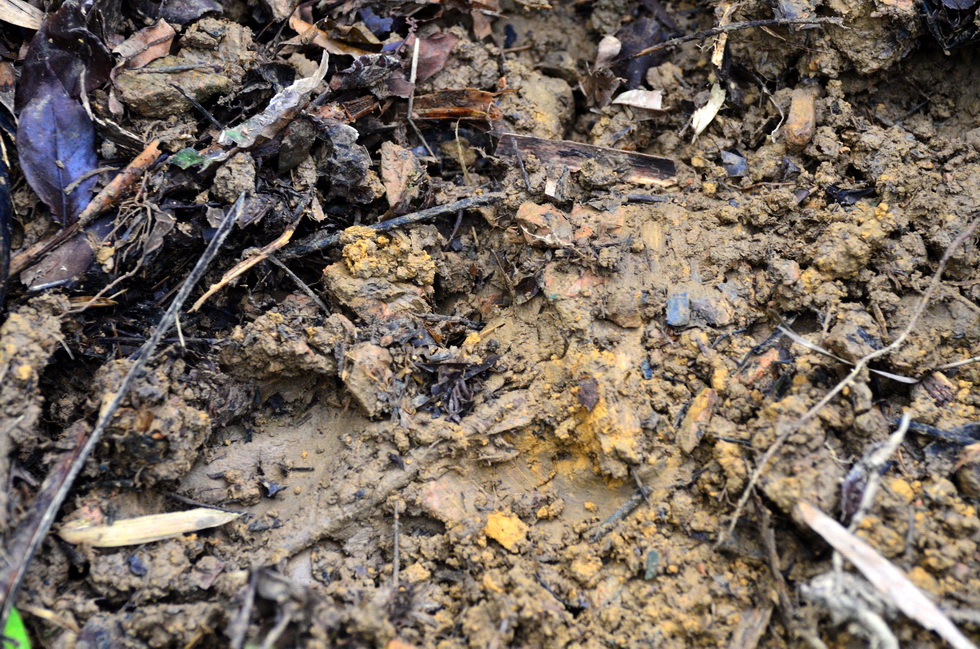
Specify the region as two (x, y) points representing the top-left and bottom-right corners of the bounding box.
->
(719, 216), (980, 545)
(0, 193), (248, 629)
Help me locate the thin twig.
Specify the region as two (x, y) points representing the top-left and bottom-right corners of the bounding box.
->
(99, 336), (223, 345)
(443, 209), (465, 251)
(719, 216), (980, 546)
(936, 355), (980, 371)
(392, 501), (401, 590)
(190, 197), (309, 312)
(266, 255), (330, 315)
(631, 16), (844, 58)
(171, 84), (223, 129)
(407, 33), (435, 158)
(847, 414), (910, 533)
(832, 414), (911, 585)
(63, 166), (117, 195)
(755, 495), (795, 639)
(0, 193), (247, 630)
(905, 421), (979, 445)
(77, 140), (162, 224)
(417, 313), (485, 329)
(510, 138), (531, 192)
(139, 64), (216, 73)
(228, 569), (260, 649)
(163, 491), (248, 515)
(259, 604), (292, 649)
(587, 487), (650, 543)
(280, 193), (503, 259)
(626, 193), (670, 203)
(798, 501), (977, 649)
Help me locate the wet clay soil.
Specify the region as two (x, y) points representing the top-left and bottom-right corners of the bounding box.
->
(3, 0), (980, 647)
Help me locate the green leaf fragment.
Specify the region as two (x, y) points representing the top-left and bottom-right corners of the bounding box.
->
(170, 148), (208, 169)
(3, 607), (32, 649)
(220, 128), (247, 145)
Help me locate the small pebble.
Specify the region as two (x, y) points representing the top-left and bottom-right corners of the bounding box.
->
(666, 292), (690, 327)
(785, 86), (816, 151)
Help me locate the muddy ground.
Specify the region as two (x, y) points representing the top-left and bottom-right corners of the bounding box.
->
(1, 0), (980, 647)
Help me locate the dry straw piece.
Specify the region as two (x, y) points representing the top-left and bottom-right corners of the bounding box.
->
(59, 508), (240, 547)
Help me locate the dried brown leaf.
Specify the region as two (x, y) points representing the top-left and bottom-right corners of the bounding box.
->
(408, 32), (459, 83)
(579, 68), (620, 109)
(380, 142), (428, 214)
(472, 9), (492, 39)
(288, 14), (374, 57)
(113, 19), (175, 70)
(412, 89), (502, 121)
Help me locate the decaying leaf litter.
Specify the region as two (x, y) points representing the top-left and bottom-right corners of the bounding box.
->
(0, 0), (978, 646)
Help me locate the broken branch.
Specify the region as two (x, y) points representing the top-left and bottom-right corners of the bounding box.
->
(798, 501), (977, 649)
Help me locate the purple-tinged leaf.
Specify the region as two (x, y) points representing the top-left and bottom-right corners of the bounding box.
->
(408, 32), (459, 83)
(21, 215), (113, 290)
(136, 0), (221, 25)
(16, 76), (98, 225)
(941, 0), (978, 9)
(358, 8), (393, 37)
(15, 0), (112, 225)
(15, 1), (112, 111)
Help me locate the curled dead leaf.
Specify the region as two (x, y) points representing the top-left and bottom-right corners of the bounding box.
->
(289, 14), (375, 57)
(113, 19), (175, 70)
